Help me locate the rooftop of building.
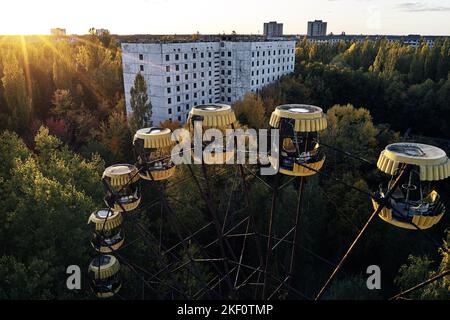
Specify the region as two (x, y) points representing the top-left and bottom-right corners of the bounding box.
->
(116, 34), (296, 44)
(303, 34), (449, 41)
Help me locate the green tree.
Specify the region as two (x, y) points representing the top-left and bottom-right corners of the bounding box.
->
(1, 52), (32, 133)
(324, 275), (382, 300)
(233, 93), (266, 129)
(51, 89), (98, 146)
(129, 72), (152, 133)
(0, 128), (104, 299)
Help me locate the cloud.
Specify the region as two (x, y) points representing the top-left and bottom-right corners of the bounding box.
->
(396, 2), (450, 12)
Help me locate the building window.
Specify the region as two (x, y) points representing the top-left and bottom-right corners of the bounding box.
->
(228, 79), (231, 84)
(185, 84), (189, 90)
(194, 83), (197, 89)
(186, 94), (189, 100)
(201, 62), (204, 68)
(193, 53), (196, 59)
(177, 106), (181, 112)
(185, 64), (188, 70)
(201, 81), (205, 87)
(184, 53), (188, 59)
(178, 116), (181, 121)
(193, 73), (197, 79)
(221, 52), (224, 57)
(227, 70), (231, 75)
(227, 88), (231, 93)
(209, 98), (212, 103)
(201, 52), (204, 58)
(201, 72), (204, 77)
(221, 61), (225, 66)
(194, 93), (197, 98)
(186, 104), (189, 110)
(139, 54), (143, 60)
(167, 87), (171, 94)
(166, 76), (171, 83)
(175, 54), (179, 60)
(177, 96), (181, 102)
(185, 74), (188, 80)
(227, 97), (231, 102)
(168, 108), (172, 114)
(140, 65), (144, 72)
(177, 86), (180, 92)
(208, 52), (211, 58)
(168, 98), (172, 104)
(193, 63), (197, 69)
(165, 54), (170, 61)
(228, 51), (231, 57)
(252, 52), (255, 58)
(208, 61), (212, 67)
(228, 61), (231, 66)
(176, 65), (180, 71)
(166, 66), (170, 72)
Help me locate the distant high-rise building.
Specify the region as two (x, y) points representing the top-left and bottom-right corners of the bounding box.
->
(263, 21), (283, 38)
(307, 20), (327, 37)
(50, 28), (66, 36)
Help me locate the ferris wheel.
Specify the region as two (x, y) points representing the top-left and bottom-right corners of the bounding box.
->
(87, 103), (450, 300)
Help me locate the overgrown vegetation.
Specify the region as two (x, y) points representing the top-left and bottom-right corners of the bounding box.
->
(0, 35), (448, 299)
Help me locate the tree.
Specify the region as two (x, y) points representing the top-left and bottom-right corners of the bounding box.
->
(159, 119), (182, 131)
(51, 89), (98, 146)
(1, 52), (32, 133)
(129, 72), (152, 133)
(232, 93), (266, 129)
(0, 128), (104, 298)
(322, 104), (379, 170)
(97, 109), (132, 163)
(324, 275), (382, 300)
(395, 241), (450, 300)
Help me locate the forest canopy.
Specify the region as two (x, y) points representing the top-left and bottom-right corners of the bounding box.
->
(0, 35), (449, 299)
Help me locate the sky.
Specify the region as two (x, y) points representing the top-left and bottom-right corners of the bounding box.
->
(1, 0), (449, 35)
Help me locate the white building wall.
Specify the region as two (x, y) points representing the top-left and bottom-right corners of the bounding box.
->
(122, 39), (296, 125)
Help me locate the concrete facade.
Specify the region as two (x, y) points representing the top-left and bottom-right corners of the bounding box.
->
(122, 39), (295, 124)
(263, 22), (284, 38)
(307, 20), (327, 37)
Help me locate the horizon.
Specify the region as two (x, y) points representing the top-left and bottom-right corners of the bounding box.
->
(1, 0), (450, 36)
